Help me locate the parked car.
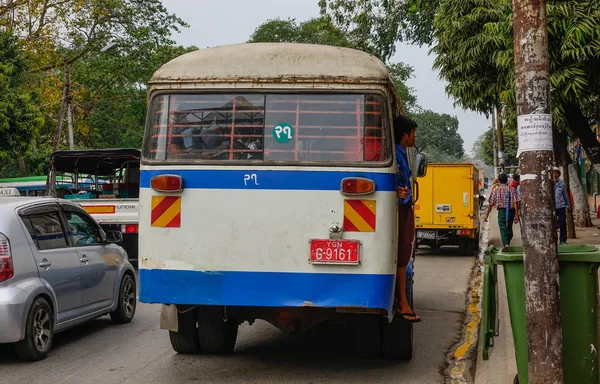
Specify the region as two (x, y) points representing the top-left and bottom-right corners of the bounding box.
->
(0, 196), (137, 361)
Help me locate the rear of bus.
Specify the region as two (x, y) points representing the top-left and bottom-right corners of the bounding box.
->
(138, 44), (400, 327)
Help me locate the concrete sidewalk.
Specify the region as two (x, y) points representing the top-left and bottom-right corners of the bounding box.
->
(474, 211), (600, 383)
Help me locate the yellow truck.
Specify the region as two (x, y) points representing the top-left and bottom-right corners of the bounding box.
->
(414, 163), (481, 255)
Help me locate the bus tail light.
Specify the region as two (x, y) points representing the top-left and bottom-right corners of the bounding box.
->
(122, 224), (138, 234)
(458, 229), (472, 236)
(0, 233), (14, 282)
(150, 175), (182, 192)
(341, 178), (375, 196)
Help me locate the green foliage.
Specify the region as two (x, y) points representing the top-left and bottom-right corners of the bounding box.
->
(0, 0), (193, 175)
(69, 44), (197, 149)
(432, 0), (600, 130)
(249, 17), (353, 47)
(318, 0), (439, 60)
(388, 62), (418, 113)
(410, 109), (465, 161)
(474, 125), (518, 168)
(0, 30), (44, 177)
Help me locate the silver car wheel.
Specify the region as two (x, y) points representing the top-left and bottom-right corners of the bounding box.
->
(123, 280), (135, 317)
(33, 308), (52, 351)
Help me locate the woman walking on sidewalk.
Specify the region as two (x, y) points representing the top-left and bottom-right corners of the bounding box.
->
(483, 174), (520, 248)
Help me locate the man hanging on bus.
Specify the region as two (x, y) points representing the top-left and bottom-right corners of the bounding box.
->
(395, 114), (421, 323)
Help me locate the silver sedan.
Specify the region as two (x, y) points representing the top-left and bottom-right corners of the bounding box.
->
(0, 197), (136, 361)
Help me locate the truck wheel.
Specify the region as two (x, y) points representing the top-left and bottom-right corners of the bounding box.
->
(465, 239), (475, 256)
(169, 306), (201, 354)
(351, 314), (383, 358)
(458, 239), (467, 255)
(197, 307), (238, 354)
(15, 297), (54, 361)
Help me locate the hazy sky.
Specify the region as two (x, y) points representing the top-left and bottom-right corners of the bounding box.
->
(160, 0), (490, 153)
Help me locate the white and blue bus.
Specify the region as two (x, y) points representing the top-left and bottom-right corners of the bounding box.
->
(139, 43), (426, 359)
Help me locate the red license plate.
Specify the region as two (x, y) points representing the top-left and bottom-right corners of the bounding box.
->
(309, 240), (360, 265)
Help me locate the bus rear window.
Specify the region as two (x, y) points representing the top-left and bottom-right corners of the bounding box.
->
(144, 93), (391, 163)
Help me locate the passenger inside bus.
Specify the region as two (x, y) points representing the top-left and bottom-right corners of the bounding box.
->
(172, 123), (260, 160)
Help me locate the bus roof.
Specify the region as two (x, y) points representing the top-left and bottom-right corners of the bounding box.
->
(150, 43), (391, 86)
(0, 176), (46, 183)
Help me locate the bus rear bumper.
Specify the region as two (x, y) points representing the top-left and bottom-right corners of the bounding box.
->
(139, 269), (394, 312)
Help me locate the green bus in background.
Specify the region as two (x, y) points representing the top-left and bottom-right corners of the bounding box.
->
(0, 175), (79, 196)
(0, 176), (48, 196)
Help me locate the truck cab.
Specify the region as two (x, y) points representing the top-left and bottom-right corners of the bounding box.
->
(48, 149), (141, 265)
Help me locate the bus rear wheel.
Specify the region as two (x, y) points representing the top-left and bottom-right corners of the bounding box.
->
(351, 314), (383, 358)
(383, 315), (413, 360)
(169, 306), (201, 354)
(196, 307), (238, 354)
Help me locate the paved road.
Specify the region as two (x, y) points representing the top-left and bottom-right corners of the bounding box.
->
(1, 251), (475, 384)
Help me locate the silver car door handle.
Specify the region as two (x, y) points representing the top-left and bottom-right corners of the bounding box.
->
(79, 256), (89, 263)
(38, 260), (51, 268)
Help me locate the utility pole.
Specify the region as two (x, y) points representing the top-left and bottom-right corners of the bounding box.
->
(54, 57), (69, 151)
(492, 110), (499, 178)
(54, 56), (74, 150)
(65, 59), (74, 150)
(496, 106), (505, 174)
(512, 1), (563, 383)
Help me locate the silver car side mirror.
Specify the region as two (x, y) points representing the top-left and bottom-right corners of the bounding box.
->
(105, 230), (123, 244)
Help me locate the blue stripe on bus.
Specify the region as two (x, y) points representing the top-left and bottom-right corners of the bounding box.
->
(139, 269), (395, 310)
(140, 170), (396, 191)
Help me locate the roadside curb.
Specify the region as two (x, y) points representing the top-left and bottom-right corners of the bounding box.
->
(447, 220), (489, 383)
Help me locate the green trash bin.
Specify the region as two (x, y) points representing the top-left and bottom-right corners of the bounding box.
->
(481, 244), (600, 384)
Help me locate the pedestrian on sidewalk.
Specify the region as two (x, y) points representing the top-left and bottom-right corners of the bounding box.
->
(554, 168), (571, 244)
(483, 173), (520, 248)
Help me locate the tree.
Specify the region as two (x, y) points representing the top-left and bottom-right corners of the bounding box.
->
(0, 30), (44, 177)
(409, 110), (465, 161)
(68, 44), (197, 149)
(249, 17), (353, 48)
(0, 0), (192, 173)
(248, 17), (419, 112)
(475, 125), (518, 168)
(318, 0), (439, 59)
(431, 0), (599, 229)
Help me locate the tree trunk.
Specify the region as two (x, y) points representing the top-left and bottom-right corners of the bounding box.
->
(513, 0), (563, 382)
(553, 127), (577, 237)
(67, 102), (74, 150)
(18, 156), (26, 177)
(54, 58), (68, 151)
(492, 108), (498, 178)
(568, 163), (592, 227)
(496, 106), (505, 174)
(554, 126), (590, 231)
(561, 164), (576, 238)
(562, 103), (595, 227)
